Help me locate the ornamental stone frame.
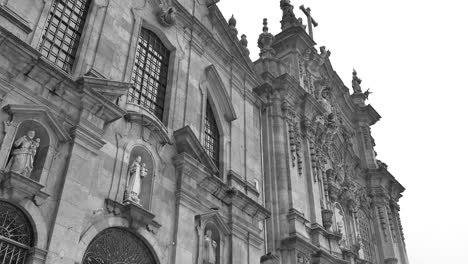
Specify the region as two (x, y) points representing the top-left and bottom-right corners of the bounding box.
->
(199, 64), (238, 178)
(195, 211), (231, 264)
(120, 11), (178, 127)
(0, 104), (71, 186)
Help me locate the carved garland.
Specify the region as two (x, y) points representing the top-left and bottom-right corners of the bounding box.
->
(282, 102), (303, 176)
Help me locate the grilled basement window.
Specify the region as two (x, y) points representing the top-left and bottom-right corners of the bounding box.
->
(0, 201), (34, 264)
(204, 102), (220, 168)
(39, 0), (92, 72)
(128, 28), (170, 121)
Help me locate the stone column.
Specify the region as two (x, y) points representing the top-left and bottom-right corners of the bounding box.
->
(370, 194), (398, 264)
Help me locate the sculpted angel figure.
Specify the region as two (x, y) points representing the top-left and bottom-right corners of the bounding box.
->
(7, 130), (40, 177)
(126, 156), (147, 204)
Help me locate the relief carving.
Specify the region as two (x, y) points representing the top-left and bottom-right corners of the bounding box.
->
(158, 5), (176, 27)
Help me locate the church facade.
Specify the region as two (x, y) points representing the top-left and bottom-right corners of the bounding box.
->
(0, 0), (408, 264)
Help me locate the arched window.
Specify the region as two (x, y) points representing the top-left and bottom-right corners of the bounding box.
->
(358, 210), (374, 262)
(39, 0), (92, 72)
(128, 28), (170, 121)
(82, 228), (157, 264)
(203, 102), (220, 167)
(0, 201), (34, 264)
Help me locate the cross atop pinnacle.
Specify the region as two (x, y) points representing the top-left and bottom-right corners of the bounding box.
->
(299, 5), (318, 40)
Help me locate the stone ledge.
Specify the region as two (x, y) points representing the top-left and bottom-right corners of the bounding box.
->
(105, 198), (161, 231)
(125, 103), (171, 145)
(227, 169), (260, 198)
(307, 223), (342, 241)
(0, 5), (32, 34)
(0, 171), (49, 204)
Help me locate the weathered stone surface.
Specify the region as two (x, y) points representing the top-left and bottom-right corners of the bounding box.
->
(0, 1), (408, 264)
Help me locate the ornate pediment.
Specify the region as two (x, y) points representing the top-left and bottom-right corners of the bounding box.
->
(195, 210), (230, 236)
(3, 104), (71, 142)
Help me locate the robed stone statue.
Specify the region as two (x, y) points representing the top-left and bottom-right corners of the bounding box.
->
(202, 229), (217, 264)
(7, 130), (40, 177)
(126, 156), (148, 204)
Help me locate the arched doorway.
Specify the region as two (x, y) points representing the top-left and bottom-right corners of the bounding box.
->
(0, 200), (34, 264)
(82, 227), (157, 264)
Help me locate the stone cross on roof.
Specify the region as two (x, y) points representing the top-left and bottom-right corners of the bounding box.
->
(300, 5), (318, 39)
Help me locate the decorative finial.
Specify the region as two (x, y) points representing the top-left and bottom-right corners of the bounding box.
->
(229, 15), (237, 28)
(352, 69), (362, 94)
(258, 18), (275, 59)
(280, 0), (300, 30)
(228, 15), (238, 36)
(240, 34), (250, 56)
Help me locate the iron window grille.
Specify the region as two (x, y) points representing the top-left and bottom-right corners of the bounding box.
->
(82, 228), (156, 264)
(39, 0), (91, 73)
(0, 201), (34, 264)
(204, 102), (220, 168)
(128, 28), (170, 121)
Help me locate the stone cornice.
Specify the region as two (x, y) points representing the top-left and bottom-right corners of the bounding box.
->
(227, 169), (260, 198)
(124, 103), (171, 145)
(172, 153), (270, 222)
(367, 168), (405, 202)
(172, 0), (261, 87)
(173, 126), (218, 175)
(3, 104), (72, 142)
(281, 234), (348, 264)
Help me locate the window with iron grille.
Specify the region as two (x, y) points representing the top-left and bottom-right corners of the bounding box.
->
(39, 0), (92, 72)
(0, 201), (34, 264)
(204, 102), (220, 167)
(82, 228), (156, 264)
(128, 28), (170, 121)
(358, 210), (375, 262)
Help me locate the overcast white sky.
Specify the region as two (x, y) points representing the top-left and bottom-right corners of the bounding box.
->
(218, 1), (468, 263)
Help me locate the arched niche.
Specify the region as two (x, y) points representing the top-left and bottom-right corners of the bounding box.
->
(81, 227), (159, 264)
(5, 120), (50, 181)
(0, 105), (71, 185)
(203, 223), (221, 264)
(125, 145), (155, 210)
(196, 211), (231, 264)
(333, 202), (348, 246)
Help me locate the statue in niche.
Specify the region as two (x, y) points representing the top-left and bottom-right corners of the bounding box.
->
(7, 130), (40, 177)
(318, 87), (332, 115)
(202, 229), (217, 264)
(126, 156), (148, 204)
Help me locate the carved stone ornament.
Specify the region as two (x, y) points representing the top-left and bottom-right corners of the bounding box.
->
(321, 209), (333, 230)
(228, 15), (238, 36)
(240, 34), (250, 56)
(297, 252), (311, 264)
(158, 5), (176, 27)
(257, 18), (275, 59)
